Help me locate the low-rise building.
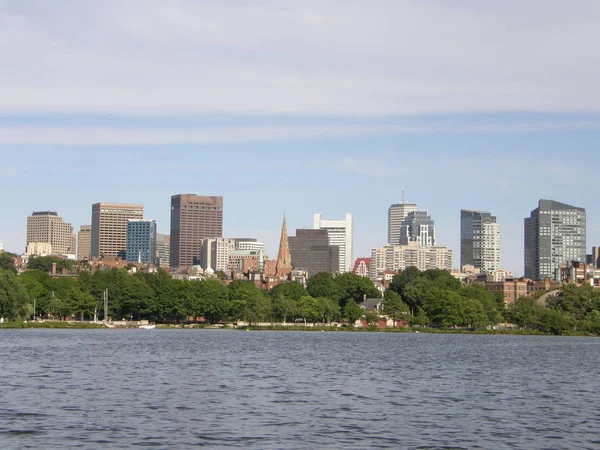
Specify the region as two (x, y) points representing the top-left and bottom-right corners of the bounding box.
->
(370, 242), (452, 277)
(353, 258), (371, 277)
(485, 279), (529, 305)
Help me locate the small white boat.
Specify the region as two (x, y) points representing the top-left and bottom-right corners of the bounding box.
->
(139, 324), (156, 330)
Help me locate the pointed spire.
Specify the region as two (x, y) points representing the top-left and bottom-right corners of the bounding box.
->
(276, 214), (292, 275)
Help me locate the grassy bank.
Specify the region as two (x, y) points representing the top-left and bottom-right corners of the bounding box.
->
(0, 321), (107, 329)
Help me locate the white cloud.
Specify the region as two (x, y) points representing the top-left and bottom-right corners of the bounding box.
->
(1, 119), (600, 146)
(1, 0), (600, 116)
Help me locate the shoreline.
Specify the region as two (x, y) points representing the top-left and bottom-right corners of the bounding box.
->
(0, 321), (596, 337)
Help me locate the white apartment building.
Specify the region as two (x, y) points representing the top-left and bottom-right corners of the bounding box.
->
(237, 240), (264, 252)
(201, 238), (236, 272)
(370, 242), (453, 277)
(313, 212), (353, 273)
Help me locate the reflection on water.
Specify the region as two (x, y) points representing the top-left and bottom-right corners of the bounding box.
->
(1, 329), (599, 449)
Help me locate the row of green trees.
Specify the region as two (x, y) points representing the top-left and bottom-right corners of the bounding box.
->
(387, 267), (505, 328)
(507, 284), (600, 334)
(2, 251), (600, 334)
(0, 264), (382, 324)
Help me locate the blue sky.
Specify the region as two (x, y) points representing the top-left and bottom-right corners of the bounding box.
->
(1, 1), (599, 275)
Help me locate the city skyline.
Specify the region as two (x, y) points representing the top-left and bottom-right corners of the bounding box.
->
(4, 184), (597, 278)
(1, 2), (599, 276)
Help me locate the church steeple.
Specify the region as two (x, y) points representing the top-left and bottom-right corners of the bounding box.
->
(276, 214), (292, 276)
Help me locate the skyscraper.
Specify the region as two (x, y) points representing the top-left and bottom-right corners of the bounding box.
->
(91, 203), (144, 259)
(77, 225), (92, 261)
(313, 212), (353, 273)
(26, 211), (76, 255)
(460, 210), (501, 274)
(126, 219), (157, 264)
(524, 200), (586, 281)
(388, 198), (417, 245)
(400, 210), (435, 246)
(156, 233), (170, 268)
(170, 194), (223, 268)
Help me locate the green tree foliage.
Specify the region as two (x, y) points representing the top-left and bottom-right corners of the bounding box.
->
(306, 272), (343, 303)
(461, 284), (504, 325)
(334, 272), (379, 306)
(272, 294), (297, 323)
(318, 297), (340, 324)
(0, 252), (16, 273)
(28, 256), (74, 273)
(389, 266), (421, 297)
(382, 289), (409, 322)
(297, 295), (320, 324)
(547, 284), (600, 321)
(343, 300), (363, 326)
(269, 281), (306, 301)
(187, 278), (230, 323)
(363, 309), (380, 326)
(229, 280), (270, 324)
(0, 269), (31, 321)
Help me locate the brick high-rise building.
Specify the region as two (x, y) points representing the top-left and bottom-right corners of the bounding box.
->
(91, 203), (144, 259)
(77, 225), (92, 261)
(170, 194), (223, 268)
(26, 211), (76, 255)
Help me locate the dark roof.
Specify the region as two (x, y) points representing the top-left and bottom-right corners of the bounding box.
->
(360, 298), (382, 311)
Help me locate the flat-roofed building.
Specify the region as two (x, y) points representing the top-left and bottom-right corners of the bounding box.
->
(370, 242), (452, 277)
(91, 203), (144, 259)
(126, 219), (157, 264)
(314, 212), (353, 273)
(156, 233), (170, 269)
(77, 225), (92, 261)
(524, 199), (586, 281)
(170, 194), (223, 268)
(26, 211), (76, 255)
(289, 229), (339, 278)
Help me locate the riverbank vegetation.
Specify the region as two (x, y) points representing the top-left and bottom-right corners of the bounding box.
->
(1, 257), (600, 335)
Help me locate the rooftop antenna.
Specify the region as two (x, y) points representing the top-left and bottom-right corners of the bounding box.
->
(401, 188), (405, 204)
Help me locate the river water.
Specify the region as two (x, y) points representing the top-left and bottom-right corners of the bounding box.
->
(1, 329), (599, 449)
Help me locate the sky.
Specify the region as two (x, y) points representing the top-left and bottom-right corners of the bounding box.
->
(0, 0), (599, 275)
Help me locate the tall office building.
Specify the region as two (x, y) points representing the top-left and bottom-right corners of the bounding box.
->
(91, 203), (144, 259)
(156, 233), (170, 269)
(400, 210), (435, 246)
(170, 194), (223, 268)
(388, 199), (417, 245)
(26, 211), (76, 255)
(460, 210), (501, 274)
(126, 219), (157, 264)
(289, 228), (339, 278)
(313, 212), (353, 273)
(77, 225), (92, 261)
(524, 200), (586, 281)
